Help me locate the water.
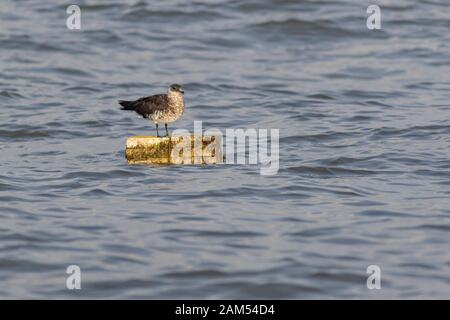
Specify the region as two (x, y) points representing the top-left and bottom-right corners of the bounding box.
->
(0, 0), (449, 299)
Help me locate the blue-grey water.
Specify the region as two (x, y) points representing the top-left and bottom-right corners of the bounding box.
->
(1, 0), (450, 299)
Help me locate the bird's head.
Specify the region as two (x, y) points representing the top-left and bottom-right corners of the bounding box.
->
(168, 84), (184, 95)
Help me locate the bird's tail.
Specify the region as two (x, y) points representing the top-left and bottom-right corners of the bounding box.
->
(119, 100), (136, 110)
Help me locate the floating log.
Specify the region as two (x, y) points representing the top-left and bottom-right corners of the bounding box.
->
(125, 135), (223, 165)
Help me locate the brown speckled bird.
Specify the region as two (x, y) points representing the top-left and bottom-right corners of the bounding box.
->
(119, 84), (185, 137)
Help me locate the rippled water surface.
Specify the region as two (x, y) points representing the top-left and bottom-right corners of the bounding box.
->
(1, 0), (450, 299)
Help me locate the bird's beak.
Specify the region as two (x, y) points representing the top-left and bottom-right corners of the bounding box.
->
(180, 89), (185, 94)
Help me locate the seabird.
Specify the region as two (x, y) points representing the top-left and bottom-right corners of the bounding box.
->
(119, 84), (185, 137)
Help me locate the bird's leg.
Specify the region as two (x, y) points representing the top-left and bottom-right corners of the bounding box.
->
(165, 123), (169, 137)
(155, 123), (160, 137)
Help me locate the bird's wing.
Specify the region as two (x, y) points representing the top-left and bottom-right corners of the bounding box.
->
(132, 94), (168, 117)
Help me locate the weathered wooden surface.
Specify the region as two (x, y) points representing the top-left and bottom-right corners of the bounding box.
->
(125, 135), (223, 164)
